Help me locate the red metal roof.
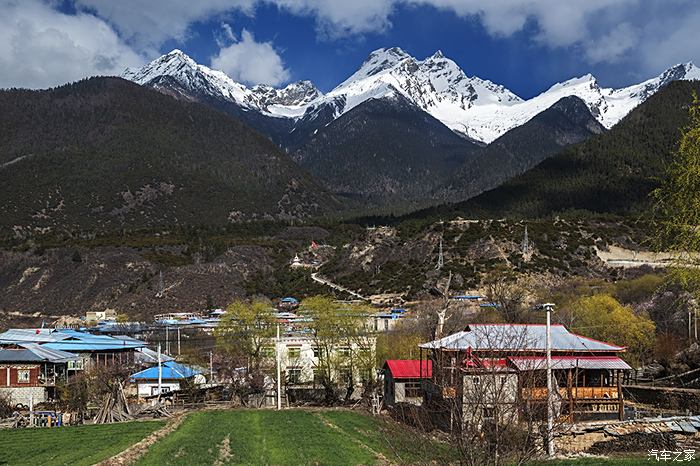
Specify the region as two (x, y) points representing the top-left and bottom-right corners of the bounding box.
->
(385, 360), (432, 379)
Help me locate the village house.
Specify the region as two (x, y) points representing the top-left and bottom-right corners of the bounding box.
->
(265, 335), (376, 398)
(0, 343), (79, 406)
(129, 361), (205, 398)
(419, 324), (631, 429)
(383, 359), (432, 406)
(0, 328), (147, 370)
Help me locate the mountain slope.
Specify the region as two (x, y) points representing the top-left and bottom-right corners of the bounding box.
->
(441, 96), (606, 201)
(451, 80), (700, 218)
(0, 77), (340, 234)
(292, 92), (480, 208)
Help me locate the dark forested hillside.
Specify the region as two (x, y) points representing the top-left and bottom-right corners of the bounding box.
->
(440, 96), (606, 201)
(292, 93), (480, 208)
(451, 80), (700, 218)
(0, 77), (340, 235)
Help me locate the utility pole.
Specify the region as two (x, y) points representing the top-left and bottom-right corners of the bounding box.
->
(689, 311), (693, 341)
(209, 351), (214, 383)
(157, 343), (162, 398)
(521, 226), (529, 255)
(165, 326), (169, 354)
(543, 303), (556, 458)
(177, 326), (181, 356)
(691, 298), (698, 341)
(276, 324), (282, 410)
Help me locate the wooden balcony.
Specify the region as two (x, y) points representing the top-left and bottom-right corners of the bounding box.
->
(523, 386), (620, 402)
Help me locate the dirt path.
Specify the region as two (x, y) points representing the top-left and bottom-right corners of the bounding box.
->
(95, 413), (187, 466)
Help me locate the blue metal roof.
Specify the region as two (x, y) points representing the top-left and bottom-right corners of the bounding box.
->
(281, 297), (299, 303)
(0, 328), (145, 352)
(130, 361), (202, 380)
(0, 343), (79, 363)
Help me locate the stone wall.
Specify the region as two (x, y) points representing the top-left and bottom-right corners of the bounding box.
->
(0, 386), (46, 406)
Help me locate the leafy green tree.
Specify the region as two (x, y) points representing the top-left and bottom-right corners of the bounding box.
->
(566, 294), (655, 367)
(215, 298), (276, 379)
(301, 296), (376, 402)
(652, 92), (700, 291)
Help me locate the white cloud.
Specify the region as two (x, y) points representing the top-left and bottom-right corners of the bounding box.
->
(0, 0), (143, 89)
(74, 0), (256, 50)
(584, 23), (638, 64)
(211, 29), (290, 85)
(270, 0), (396, 38)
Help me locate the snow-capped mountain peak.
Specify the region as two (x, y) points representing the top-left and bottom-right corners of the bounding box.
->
(122, 49), (321, 118)
(123, 49), (700, 144)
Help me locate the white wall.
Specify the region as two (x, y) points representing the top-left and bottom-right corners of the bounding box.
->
(136, 381), (180, 397)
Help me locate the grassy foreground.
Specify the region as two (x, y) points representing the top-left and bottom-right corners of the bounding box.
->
(137, 409), (456, 465)
(0, 420), (164, 465)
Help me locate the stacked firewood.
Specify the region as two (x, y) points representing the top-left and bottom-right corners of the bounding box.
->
(93, 381), (132, 424)
(134, 402), (172, 419)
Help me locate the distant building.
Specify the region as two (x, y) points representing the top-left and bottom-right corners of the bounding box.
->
(383, 360), (432, 406)
(85, 308), (117, 323)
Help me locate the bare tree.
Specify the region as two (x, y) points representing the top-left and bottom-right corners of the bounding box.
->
(429, 271), (453, 340)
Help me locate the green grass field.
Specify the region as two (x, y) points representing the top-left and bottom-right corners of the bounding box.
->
(137, 409), (457, 466)
(5, 410), (698, 466)
(0, 420), (164, 466)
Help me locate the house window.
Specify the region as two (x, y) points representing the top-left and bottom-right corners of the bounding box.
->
(261, 346), (275, 358)
(68, 359), (84, 370)
(313, 369), (324, 386)
(287, 346), (301, 359)
(287, 368), (302, 384)
(472, 376), (480, 386)
(338, 367), (352, 384)
(17, 370), (31, 384)
(151, 386), (170, 395)
(483, 407), (496, 423)
(337, 347), (351, 357)
(404, 379), (422, 397)
(312, 347), (321, 358)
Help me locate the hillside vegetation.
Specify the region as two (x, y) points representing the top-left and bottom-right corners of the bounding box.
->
(453, 80), (700, 218)
(0, 77), (339, 235)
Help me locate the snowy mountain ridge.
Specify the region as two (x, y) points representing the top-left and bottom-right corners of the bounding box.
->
(123, 48), (700, 144)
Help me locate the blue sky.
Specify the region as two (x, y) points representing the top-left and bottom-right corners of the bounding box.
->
(2, 1), (700, 98)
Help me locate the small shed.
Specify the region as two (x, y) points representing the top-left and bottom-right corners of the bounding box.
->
(383, 360), (432, 406)
(129, 361), (204, 398)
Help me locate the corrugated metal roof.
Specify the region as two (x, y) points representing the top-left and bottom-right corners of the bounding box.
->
(135, 347), (175, 364)
(130, 361), (202, 380)
(384, 360), (432, 378)
(509, 356), (632, 371)
(0, 329), (146, 352)
(419, 324), (625, 353)
(0, 328), (71, 343)
(0, 343), (79, 363)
